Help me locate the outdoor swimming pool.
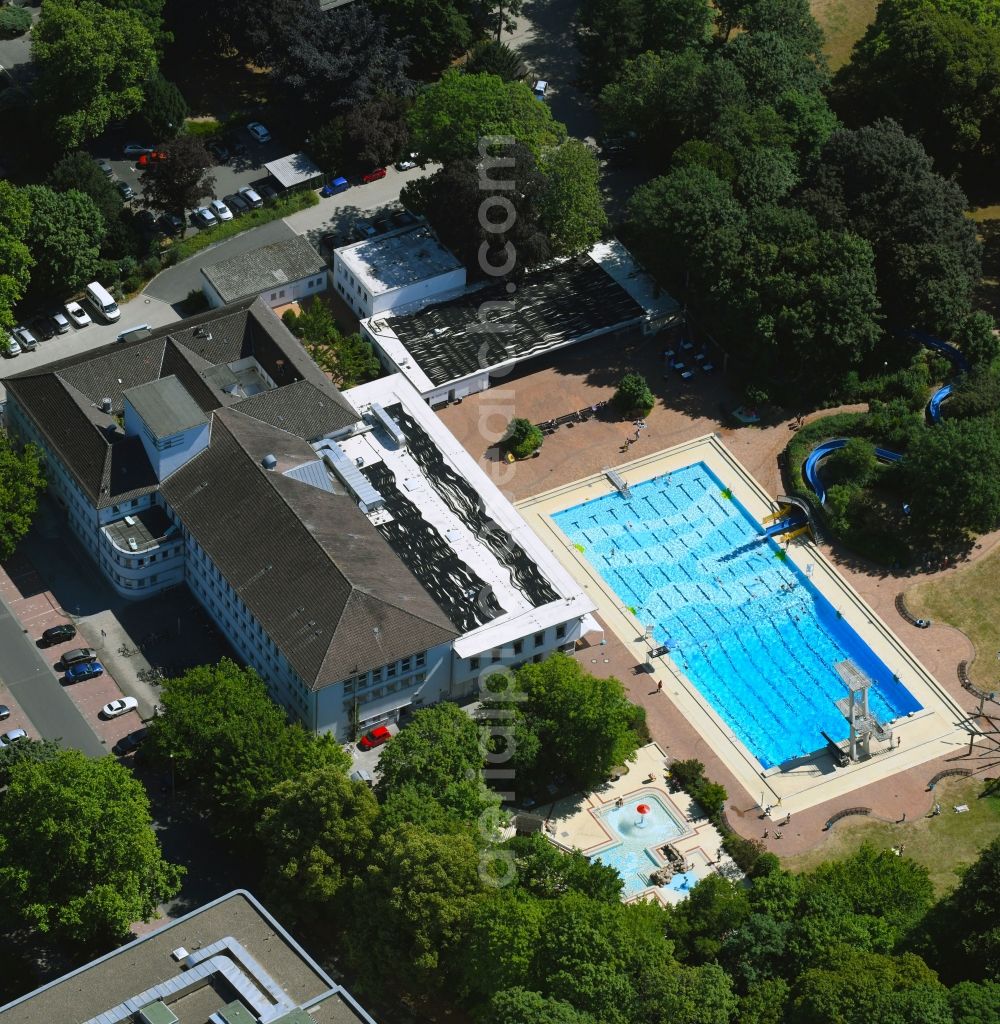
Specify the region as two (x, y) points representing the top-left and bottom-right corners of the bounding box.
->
(553, 463), (921, 769)
(591, 795), (689, 897)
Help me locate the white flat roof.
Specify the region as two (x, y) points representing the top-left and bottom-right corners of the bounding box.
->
(343, 373), (596, 652)
(336, 226), (463, 296)
(265, 153), (322, 189)
(589, 239), (682, 321)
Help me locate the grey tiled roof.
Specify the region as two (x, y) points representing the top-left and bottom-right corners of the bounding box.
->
(233, 379), (357, 440)
(201, 237), (327, 305)
(125, 375), (208, 437)
(161, 409), (456, 687)
(3, 299), (358, 509)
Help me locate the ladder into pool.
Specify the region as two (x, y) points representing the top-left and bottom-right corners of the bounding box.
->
(604, 467), (631, 498)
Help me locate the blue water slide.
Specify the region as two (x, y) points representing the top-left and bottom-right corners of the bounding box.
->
(764, 513), (806, 538)
(927, 383), (953, 424)
(897, 328), (971, 372)
(803, 439), (903, 505)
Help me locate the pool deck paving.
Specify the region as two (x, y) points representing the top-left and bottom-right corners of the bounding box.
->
(436, 336), (994, 858)
(541, 742), (735, 905)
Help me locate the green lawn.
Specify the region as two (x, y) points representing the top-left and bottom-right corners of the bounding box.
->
(907, 546), (1000, 690)
(782, 777), (1000, 896)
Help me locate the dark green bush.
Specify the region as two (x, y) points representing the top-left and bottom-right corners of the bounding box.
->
(614, 372), (655, 416)
(504, 417), (543, 459)
(0, 6), (31, 36)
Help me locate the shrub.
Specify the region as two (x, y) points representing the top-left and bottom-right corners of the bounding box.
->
(667, 758), (706, 792)
(0, 6), (31, 36)
(722, 832), (770, 875)
(504, 417), (543, 459)
(614, 372), (655, 415)
(824, 437), (878, 488)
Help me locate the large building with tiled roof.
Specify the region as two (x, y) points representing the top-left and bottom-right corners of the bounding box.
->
(3, 298), (595, 738)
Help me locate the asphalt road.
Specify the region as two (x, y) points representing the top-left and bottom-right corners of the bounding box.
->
(0, 592), (104, 756)
(143, 217), (296, 304)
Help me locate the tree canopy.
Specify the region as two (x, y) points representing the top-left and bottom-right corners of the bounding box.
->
(33, 0), (157, 147)
(0, 433), (46, 560)
(409, 69), (567, 164)
(140, 134), (215, 217)
(0, 750), (182, 951)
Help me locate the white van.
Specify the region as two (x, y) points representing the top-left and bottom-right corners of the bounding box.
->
(85, 281), (121, 322)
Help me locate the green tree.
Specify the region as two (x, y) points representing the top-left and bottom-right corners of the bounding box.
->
(0, 6), (31, 36)
(372, 0), (475, 78)
(140, 134), (215, 218)
(142, 72), (187, 138)
(614, 372), (655, 415)
(345, 94), (412, 169)
(954, 310), (999, 368)
(47, 151), (124, 227)
(487, 988), (599, 1024)
(948, 365), (1000, 420)
(309, 117), (347, 177)
(506, 833), (623, 903)
(146, 659), (348, 842)
(737, 978), (791, 1024)
(833, 0), (1000, 179)
(23, 185), (105, 300)
(482, 654), (642, 792)
(33, 0), (157, 148)
(465, 39), (525, 81)
(787, 949), (951, 1024)
(950, 980), (1000, 1024)
(538, 139), (607, 257)
(667, 873), (752, 963)
(644, 962), (739, 1024)
(257, 763), (378, 929)
(799, 119), (981, 335)
(903, 416), (1000, 542)
(408, 69), (566, 164)
(504, 417), (543, 458)
(375, 702), (493, 818)
(344, 822), (483, 993)
(283, 300), (382, 388)
(824, 437), (879, 487)
(0, 737), (60, 789)
(0, 181), (34, 333)
(0, 750), (182, 951)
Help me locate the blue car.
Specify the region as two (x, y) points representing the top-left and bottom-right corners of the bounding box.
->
(65, 660), (104, 683)
(320, 177), (350, 197)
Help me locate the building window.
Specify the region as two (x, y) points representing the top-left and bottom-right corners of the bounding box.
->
(401, 657), (411, 672)
(344, 680), (355, 694)
(491, 648), (501, 663)
(556, 624), (566, 639)
(533, 654), (543, 663)
(470, 656), (480, 670)
(416, 651), (426, 667)
(534, 631), (545, 647)
(387, 662), (397, 678)
(513, 639), (523, 655)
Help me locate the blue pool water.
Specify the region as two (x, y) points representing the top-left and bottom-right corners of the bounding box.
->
(554, 463), (921, 769)
(592, 796), (686, 897)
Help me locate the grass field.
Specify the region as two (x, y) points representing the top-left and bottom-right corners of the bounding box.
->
(907, 546), (1000, 689)
(783, 777), (1000, 896)
(812, 0), (877, 69)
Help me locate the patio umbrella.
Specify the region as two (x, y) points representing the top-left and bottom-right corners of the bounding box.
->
(636, 803), (651, 815)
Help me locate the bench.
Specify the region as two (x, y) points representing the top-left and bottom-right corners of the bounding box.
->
(824, 806), (872, 831)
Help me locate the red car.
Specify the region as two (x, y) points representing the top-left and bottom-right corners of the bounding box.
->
(358, 725), (392, 750)
(361, 167), (387, 183)
(137, 151), (168, 168)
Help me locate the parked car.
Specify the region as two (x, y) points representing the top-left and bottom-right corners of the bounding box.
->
(95, 158), (113, 176)
(0, 728), (27, 747)
(192, 206), (218, 228)
(135, 209), (159, 235)
(158, 212), (184, 235)
(12, 326), (37, 351)
(123, 142), (154, 157)
(4, 336), (21, 357)
(391, 210), (417, 229)
(116, 180), (135, 201)
(209, 198), (233, 222)
(247, 121), (271, 143)
(207, 140), (230, 162)
(136, 151), (167, 168)
(361, 167), (387, 184)
(41, 623), (76, 645)
(395, 154), (418, 171)
(64, 300), (92, 328)
(101, 696), (139, 719)
(62, 647), (98, 667)
(358, 725), (392, 750)
(259, 183), (279, 202)
(0, 705), (9, 722)
(224, 193), (250, 216)
(238, 185), (263, 208)
(226, 134), (248, 157)
(320, 177), (350, 197)
(353, 219), (376, 240)
(533, 79), (548, 99)
(350, 767), (374, 786)
(30, 317), (54, 341)
(49, 310), (71, 334)
(112, 727), (149, 756)
(66, 660), (105, 684)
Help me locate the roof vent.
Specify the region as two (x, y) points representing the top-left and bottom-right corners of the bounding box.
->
(261, 453), (277, 470)
(100, 397), (112, 413)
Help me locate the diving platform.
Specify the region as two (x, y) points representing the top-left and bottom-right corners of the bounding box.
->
(833, 659), (892, 761)
(604, 467), (631, 498)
